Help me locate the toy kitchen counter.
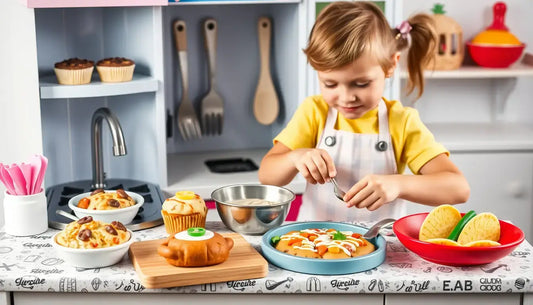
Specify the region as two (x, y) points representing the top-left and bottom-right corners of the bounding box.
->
(0, 221), (533, 305)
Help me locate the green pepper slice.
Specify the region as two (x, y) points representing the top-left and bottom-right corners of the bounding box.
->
(271, 236), (281, 246)
(447, 210), (476, 241)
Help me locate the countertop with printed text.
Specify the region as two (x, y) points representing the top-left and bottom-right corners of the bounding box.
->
(0, 221), (532, 295)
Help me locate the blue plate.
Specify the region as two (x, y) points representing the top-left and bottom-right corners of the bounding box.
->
(261, 221), (386, 275)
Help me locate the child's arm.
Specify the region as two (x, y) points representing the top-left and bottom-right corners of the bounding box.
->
(343, 153), (470, 210)
(259, 142), (337, 186)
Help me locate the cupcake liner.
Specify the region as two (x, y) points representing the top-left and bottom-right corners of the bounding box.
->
(162, 209), (207, 235)
(96, 65), (135, 83)
(54, 66), (94, 85)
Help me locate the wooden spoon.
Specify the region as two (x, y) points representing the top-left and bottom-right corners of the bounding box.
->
(253, 17), (279, 125)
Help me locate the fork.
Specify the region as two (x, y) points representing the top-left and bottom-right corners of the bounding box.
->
(330, 177), (346, 201)
(200, 18), (224, 136)
(173, 20), (202, 141)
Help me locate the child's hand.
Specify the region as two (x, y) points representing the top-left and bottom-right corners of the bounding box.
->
(289, 148), (336, 184)
(344, 174), (400, 211)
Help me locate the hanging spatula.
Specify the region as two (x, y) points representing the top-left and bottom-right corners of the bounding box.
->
(253, 17), (279, 125)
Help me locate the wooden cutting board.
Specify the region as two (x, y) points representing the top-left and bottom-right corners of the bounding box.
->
(129, 233), (268, 289)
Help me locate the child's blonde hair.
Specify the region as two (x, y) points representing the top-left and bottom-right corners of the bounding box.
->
(304, 1), (436, 98)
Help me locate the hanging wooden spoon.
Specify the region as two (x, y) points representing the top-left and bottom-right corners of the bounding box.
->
(253, 17), (279, 125)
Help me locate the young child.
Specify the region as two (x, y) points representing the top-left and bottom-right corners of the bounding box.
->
(258, 1), (470, 222)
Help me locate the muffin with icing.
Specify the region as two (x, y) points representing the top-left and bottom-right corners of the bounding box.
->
(54, 58), (94, 85)
(161, 191), (207, 235)
(96, 57), (135, 83)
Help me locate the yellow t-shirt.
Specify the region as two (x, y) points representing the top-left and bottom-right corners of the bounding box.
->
(274, 95), (448, 175)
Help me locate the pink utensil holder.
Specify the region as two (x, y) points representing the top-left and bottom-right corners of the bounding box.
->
(3, 190), (48, 236)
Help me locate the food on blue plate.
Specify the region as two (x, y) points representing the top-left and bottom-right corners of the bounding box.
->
(271, 228), (375, 259)
(419, 205), (501, 247)
(55, 216), (130, 249)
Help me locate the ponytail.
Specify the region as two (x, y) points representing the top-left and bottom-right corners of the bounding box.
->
(395, 14), (436, 98)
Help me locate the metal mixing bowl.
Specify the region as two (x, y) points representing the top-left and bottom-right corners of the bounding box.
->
(211, 184), (295, 235)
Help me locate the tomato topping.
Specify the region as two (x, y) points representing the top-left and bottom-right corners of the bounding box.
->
(317, 245), (328, 256)
(77, 198), (90, 209)
(288, 238), (302, 246)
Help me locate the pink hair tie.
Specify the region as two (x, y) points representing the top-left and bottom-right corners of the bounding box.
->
(395, 20), (412, 40)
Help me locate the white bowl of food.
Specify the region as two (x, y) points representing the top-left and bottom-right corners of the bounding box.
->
(52, 217), (134, 268)
(68, 189), (144, 224)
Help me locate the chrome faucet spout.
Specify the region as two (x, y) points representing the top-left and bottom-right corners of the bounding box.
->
(91, 107), (127, 189)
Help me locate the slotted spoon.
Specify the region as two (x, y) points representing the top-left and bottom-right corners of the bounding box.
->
(173, 20), (202, 141)
(200, 18), (224, 136)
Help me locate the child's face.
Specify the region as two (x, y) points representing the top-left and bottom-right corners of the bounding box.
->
(317, 52), (388, 120)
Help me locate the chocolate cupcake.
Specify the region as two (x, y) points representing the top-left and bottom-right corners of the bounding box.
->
(96, 57), (135, 83)
(54, 58), (94, 85)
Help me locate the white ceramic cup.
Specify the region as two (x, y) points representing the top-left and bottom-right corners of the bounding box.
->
(3, 190), (48, 236)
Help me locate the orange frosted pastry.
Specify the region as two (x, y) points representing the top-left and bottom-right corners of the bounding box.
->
(161, 191), (207, 235)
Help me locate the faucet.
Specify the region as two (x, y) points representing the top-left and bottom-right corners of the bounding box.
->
(91, 107), (127, 189)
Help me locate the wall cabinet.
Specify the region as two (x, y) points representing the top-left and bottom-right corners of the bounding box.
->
(32, 2), (308, 195)
(5, 0), (401, 200)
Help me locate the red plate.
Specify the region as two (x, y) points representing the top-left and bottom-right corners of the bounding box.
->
(393, 213), (524, 266)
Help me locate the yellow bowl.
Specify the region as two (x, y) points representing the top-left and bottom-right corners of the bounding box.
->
(472, 30), (521, 46)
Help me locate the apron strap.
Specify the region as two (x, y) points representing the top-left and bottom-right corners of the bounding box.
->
(378, 99), (390, 143)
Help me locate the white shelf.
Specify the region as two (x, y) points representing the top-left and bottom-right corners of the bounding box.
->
(428, 122), (533, 152)
(39, 74), (159, 99)
(400, 63), (533, 79)
(165, 148), (306, 199)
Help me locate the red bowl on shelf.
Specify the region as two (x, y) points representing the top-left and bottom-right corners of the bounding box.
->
(393, 213), (524, 266)
(467, 42), (525, 68)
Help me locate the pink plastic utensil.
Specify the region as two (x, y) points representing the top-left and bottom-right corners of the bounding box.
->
(29, 155), (42, 194)
(33, 155), (48, 194)
(0, 163), (17, 195)
(5, 164), (27, 195)
(19, 162), (33, 195)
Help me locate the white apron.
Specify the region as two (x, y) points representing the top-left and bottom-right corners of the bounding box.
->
(299, 99), (405, 222)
